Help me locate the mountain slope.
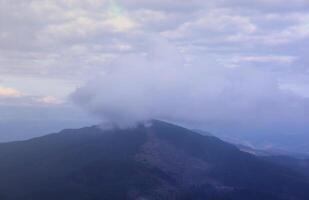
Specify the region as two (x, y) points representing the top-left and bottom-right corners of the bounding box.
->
(262, 155), (309, 178)
(0, 120), (308, 200)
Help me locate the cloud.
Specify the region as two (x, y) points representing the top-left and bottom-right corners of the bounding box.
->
(0, 86), (23, 97)
(1, 0), (309, 134)
(162, 9), (257, 40)
(1, 0), (309, 81)
(37, 96), (64, 105)
(0, 85), (64, 106)
(71, 37), (309, 128)
(229, 55), (297, 66)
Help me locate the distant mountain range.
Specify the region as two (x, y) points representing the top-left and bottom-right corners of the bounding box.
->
(192, 121), (309, 157)
(0, 120), (308, 200)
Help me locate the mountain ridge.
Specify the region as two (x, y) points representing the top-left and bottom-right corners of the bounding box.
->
(0, 120), (308, 200)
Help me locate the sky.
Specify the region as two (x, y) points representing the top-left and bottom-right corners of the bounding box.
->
(1, 0), (309, 141)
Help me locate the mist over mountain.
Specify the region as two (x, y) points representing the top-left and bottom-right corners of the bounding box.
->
(71, 38), (309, 131)
(0, 120), (308, 200)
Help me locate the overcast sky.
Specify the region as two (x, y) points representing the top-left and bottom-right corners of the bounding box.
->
(1, 0), (309, 138)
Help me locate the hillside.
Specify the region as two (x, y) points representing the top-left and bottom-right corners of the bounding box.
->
(0, 120), (308, 200)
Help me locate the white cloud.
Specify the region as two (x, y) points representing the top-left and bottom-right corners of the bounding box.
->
(1, 0), (308, 80)
(0, 85), (64, 106)
(71, 37), (309, 128)
(38, 96), (63, 105)
(0, 86), (23, 97)
(162, 9), (257, 40)
(0, 0), (309, 121)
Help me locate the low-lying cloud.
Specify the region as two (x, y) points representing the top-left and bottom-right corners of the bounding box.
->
(71, 37), (309, 128)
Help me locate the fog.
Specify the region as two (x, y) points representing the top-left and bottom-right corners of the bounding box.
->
(71, 37), (309, 130)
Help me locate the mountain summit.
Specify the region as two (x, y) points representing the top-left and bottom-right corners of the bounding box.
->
(0, 120), (308, 200)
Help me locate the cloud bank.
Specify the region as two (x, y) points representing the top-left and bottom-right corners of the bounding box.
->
(1, 0), (309, 135)
(71, 37), (309, 128)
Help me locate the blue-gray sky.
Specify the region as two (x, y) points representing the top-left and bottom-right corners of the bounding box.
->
(0, 0), (309, 141)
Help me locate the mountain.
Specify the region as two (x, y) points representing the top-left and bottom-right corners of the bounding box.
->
(262, 155), (309, 178)
(0, 120), (308, 200)
(207, 129), (309, 158)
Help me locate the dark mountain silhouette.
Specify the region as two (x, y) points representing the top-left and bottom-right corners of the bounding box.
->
(0, 120), (308, 200)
